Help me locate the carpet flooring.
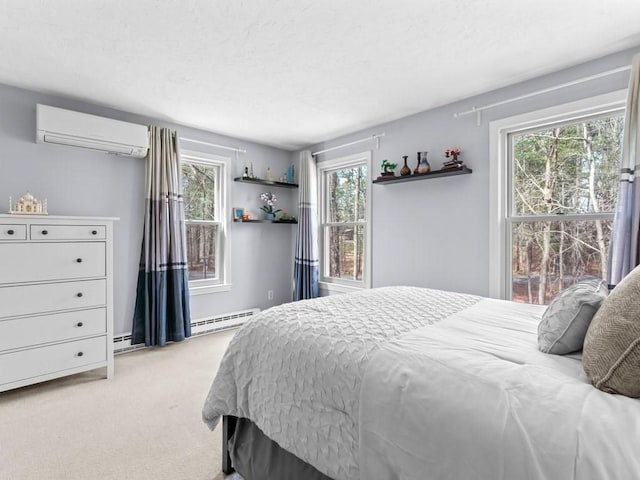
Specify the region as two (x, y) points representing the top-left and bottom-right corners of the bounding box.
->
(0, 328), (237, 480)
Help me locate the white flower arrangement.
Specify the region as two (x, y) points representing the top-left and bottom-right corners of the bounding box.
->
(260, 192), (282, 215)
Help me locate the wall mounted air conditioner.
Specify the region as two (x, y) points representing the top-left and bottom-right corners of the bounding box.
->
(36, 104), (149, 158)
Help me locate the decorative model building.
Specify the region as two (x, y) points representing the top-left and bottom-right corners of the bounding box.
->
(8, 192), (48, 215)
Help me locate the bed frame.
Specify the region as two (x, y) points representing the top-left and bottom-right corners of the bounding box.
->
(220, 415), (334, 480)
(222, 415), (236, 474)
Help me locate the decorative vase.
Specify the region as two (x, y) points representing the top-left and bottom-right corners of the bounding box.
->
(265, 212), (276, 221)
(417, 151), (431, 174)
(414, 152), (421, 175)
(400, 155), (411, 176)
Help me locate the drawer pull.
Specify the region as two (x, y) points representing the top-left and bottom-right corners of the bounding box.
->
(41, 229), (48, 235)
(76, 292), (84, 298)
(76, 258), (83, 263)
(91, 230), (98, 235)
(77, 352), (84, 357)
(76, 322), (84, 327)
(7, 229), (14, 235)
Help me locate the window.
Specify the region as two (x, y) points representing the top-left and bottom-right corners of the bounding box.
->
(318, 151), (371, 292)
(181, 150), (230, 294)
(489, 91), (626, 303)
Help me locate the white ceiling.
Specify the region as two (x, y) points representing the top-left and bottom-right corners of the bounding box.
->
(1, 1), (639, 150)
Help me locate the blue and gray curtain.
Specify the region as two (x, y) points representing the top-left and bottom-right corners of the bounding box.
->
(608, 53), (640, 287)
(132, 126), (191, 346)
(293, 150), (319, 300)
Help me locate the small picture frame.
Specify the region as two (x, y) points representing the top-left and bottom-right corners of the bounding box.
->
(232, 207), (244, 221)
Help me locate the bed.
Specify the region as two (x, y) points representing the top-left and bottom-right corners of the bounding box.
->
(202, 285), (640, 480)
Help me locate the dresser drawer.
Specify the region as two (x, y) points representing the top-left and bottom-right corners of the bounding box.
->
(0, 242), (105, 284)
(0, 336), (106, 386)
(0, 308), (106, 351)
(0, 279), (106, 319)
(0, 224), (27, 240)
(31, 224), (106, 240)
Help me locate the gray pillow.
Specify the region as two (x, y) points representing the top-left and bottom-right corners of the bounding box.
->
(538, 280), (607, 355)
(583, 265), (640, 397)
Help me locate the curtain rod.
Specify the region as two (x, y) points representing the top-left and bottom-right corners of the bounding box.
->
(312, 132), (385, 156)
(180, 137), (246, 154)
(453, 65), (631, 125)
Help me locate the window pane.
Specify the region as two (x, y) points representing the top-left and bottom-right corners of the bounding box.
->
(326, 225), (364, 281)
(186, 222), (218, 281)
(511, 219), (613, 304)
(327, 165), (367, 222)
(182, 163), (217, 221)
(512, 116), (623, 216)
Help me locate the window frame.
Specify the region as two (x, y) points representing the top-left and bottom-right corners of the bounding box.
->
(317, 150), (372, 294)
(489, 90), (626, 300)
(180, 149), (231, 295)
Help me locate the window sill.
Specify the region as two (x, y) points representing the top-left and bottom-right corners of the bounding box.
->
(319, 281), (367, 296)
(189, 283), (232, 296)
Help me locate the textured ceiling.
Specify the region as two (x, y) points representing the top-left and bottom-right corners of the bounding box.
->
(1, 0), (639, 150)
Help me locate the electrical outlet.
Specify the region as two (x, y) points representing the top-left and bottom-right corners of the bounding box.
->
(267, 290), (274, 300)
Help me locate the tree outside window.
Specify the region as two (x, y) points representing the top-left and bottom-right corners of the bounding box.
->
(509, 114), (623, 303)
(326, 165), (367, 280)
(181, 159), (223, 284)
(319, 152), (371, 290)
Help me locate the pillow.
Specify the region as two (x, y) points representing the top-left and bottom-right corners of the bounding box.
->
(537, 280), (607, 355)
(583, 264), (640, 397)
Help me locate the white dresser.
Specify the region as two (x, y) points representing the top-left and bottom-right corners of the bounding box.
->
(0, 214), (117, 392)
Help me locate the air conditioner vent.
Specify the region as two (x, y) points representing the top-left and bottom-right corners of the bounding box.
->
(36, 104), (149, 158)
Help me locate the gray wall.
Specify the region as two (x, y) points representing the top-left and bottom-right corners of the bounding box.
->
(0, 86), (296, 335)
(2, 46), (637, 336)
(304, 46), (638, 297)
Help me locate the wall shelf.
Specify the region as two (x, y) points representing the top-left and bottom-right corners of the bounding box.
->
(233, 219), (298, 224)
(372, 167), (472, 185)
(234, 177), (298, 189)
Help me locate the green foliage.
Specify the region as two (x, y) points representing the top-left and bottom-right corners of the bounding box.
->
(381, 159), (397, 172)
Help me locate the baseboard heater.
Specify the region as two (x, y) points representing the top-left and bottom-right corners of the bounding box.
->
(113, 308), (259, 354)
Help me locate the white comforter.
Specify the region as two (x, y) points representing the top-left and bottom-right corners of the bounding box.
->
(202, 287), (640, 480)
(202, 286), (481, 480)
(359, 297), (640, 480)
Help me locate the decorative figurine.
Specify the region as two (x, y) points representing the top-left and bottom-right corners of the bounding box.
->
(249, 162), (255, 178)
(400, 155), (411, 176)
(443, 148), (463, 169)
(9, 192), (48, 215)
(242, 166), (250, 178)
(445, 148), (461, 162)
